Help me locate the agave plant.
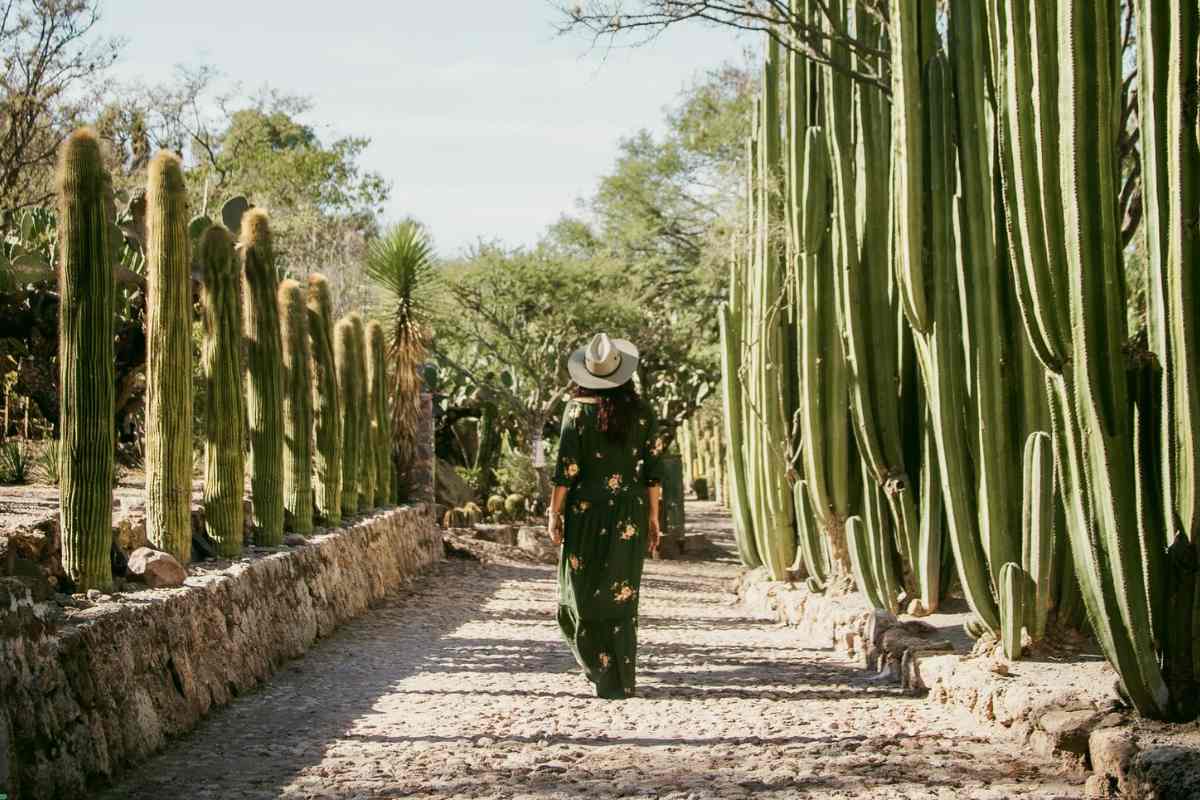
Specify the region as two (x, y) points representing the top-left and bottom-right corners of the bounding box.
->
(364, 219), (438, 489)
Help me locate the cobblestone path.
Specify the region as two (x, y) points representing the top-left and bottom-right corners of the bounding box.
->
(100, 503), (1082, 799)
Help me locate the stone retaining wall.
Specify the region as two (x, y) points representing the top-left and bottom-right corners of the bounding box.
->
(736, 568), (1198, 798)
(0, 504), (441, 800)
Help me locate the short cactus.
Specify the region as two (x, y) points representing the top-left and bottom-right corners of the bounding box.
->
(144, 151), (193, 562)
(279, 279), (314, 534)
(199, 225), (244, 557)
(56, 128), (115, 592)
(999, 562), (1026, 660)
(335, 314), (363, 517)
(240, 209), (284, 545)
(306, 274), (342, 525)
(444, 507), (470, 528)
(504, 493), (525, 518)
(486, 495), (505, 515)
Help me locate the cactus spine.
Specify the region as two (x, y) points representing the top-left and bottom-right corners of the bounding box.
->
(367, 320), (392, 506)
(307, 274), (342, 524)
(240, 209), (285, 545)
(280, 279), (314, 533)
(200, 225), (244, 556)
(144, 151), (193, 563)
(335, 314), (363, 516)
(56, 128), (115, 592)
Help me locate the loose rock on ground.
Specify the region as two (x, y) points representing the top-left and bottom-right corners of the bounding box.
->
(98, 503), (1083, 799)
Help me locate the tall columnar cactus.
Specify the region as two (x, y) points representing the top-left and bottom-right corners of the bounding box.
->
(367, 319), (392, 507)
(56, 128), (115, 592)
(719, 299), (760, 567)
(745, 34), (797, 581)
(279, 279), (314, 533)
(240, 209), (285, 545)
(199, 225), (245, 557)
(350, 314), (375, 510)
(335, 314), (364, 516)
(144, 151), (193, 563)
(307, 274), (342, 525)
(795, 125), (854, 573)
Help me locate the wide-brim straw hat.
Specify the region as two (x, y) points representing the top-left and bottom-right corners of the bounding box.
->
(568, 333), (639, 390)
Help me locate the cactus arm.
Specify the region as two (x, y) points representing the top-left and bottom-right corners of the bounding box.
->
(144, 151), (193, 562)
(349, 314), (373, 511)
(56, 129), (115, 592)
(200, 226), (245, 556)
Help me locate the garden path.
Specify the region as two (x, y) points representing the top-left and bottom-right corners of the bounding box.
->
(99, 502), (1083, 799)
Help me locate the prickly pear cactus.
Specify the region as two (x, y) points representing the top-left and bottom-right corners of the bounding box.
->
(144, 151), (193, 562)
(56, 128), (115, 592)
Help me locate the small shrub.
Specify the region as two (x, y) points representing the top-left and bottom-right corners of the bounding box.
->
(454, 464), (483, 497)
(493, 433), (540, 499)
(0, 439), (31, 485)
(35, 439), (60, 485)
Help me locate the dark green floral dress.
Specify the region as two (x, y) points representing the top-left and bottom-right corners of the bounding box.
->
(554, 397), (665, 699)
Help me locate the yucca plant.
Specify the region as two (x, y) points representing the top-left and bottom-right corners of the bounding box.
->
(363, 220), (437, 495)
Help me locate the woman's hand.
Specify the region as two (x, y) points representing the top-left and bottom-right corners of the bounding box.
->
(548, 512), (564, 546)
(647, 515), (661, 554)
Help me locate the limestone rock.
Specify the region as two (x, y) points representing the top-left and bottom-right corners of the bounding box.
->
(284, 534), (308, 547)
(1087, 728), (1137, 798)
(472, 524), (516, 546)
(1033, 708), (1106, 757)
(126, 548), (187, 588)
(517, 527), (556, 562)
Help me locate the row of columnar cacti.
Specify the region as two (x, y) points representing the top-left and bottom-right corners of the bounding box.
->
(723, 0), (1200, 719)
(54, 128), (400, 592)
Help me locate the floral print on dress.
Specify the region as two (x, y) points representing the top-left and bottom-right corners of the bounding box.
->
(611, 581), (637, 604)
(598, 652), (612, 670)
(607, 473), (623, 493)
(571, 500), (592, 514)
(568, 554), (583, 572)
(564, 461), (579, 478)
(650, 436), (666, 456)
(620, 522), (637, 541)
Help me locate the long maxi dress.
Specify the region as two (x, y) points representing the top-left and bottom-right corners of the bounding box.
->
(554, 396), (665, 699)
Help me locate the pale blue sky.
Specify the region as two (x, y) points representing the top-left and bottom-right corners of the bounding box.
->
(96, 1), (750, 256)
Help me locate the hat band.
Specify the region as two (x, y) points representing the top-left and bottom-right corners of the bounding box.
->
(587, 352), (623, 379)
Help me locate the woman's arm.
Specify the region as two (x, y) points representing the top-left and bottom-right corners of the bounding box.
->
(548, 485), (569, 545)
(647, 485), (662, 553)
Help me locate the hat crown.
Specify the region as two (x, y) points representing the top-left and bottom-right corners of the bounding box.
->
(585, 333), (621, 377)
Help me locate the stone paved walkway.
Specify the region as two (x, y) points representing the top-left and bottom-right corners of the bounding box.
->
(100, 503), (1083, 799)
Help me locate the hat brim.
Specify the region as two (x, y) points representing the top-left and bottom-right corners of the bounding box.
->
(568, 338), (639, 389)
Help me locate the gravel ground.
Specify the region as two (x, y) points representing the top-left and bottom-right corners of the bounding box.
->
(97, 503), (1083, 800)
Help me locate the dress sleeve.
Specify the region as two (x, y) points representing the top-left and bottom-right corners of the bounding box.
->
(553, 402), (582, 488)
(640, 407), (665, 488)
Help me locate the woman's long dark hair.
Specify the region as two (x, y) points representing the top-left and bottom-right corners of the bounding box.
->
(573, 381), (640, 444)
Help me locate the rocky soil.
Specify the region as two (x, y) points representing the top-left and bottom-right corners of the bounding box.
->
(95, 503), (1084, 799)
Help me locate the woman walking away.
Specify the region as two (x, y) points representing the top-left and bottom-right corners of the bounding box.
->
(549, 333), (664, 699)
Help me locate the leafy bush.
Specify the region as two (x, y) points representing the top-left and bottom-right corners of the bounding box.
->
(454, 464), (483, 498)
(492, 433), (540, 499)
